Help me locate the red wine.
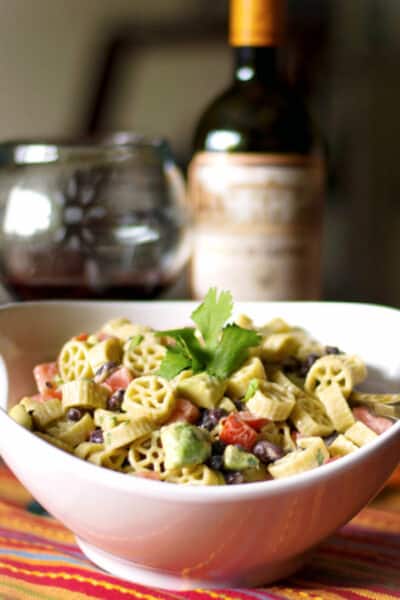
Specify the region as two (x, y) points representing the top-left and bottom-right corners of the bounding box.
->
(7, 279), (175, 301)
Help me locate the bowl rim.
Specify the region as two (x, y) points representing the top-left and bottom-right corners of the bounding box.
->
(1, 299), (399, 504)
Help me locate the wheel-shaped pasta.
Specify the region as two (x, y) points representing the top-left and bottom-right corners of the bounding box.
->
(344, 421), (377, 447)
(246, 381), (296, 421)
(87, 338), (122, 372)
(258, 333), (299, 363)
(290, 392), (334, 437)
(235, 314), (254, 329)
(259, 422), (296, 452)
(122, 376), (176, 422)
(88, 447), (127, 470)
(291, 330), (324, 361)
(226, 357), (266, 400)
(47, 413), (95, 448)
(163, 465), (224, 485)
(305, 356), (354, 398)
(100, 318), (152, 341)
(31, 398), (64, 429)
(104, 416), (155, 451)
(75, 441), (105, 460)
(317, 383), (355, 433)
(351, 391), (400, 406)
(123, 339), (166, 376)
(59, 340), (93, 381)
(128, 430), (165, 475)
(268, 437), (328, 479)
(260, 317), (291, 335)
(328, 434), (358, 457)
(62, 380), (108, 411)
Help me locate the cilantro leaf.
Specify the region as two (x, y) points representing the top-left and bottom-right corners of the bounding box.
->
(316, 449), (325, 466)
(207, 325), (262, 380)
(243, 379), (259, 403)
(127, 334), (144, 351)
(157, 346), (192, 380)
(156, 328), (208, 373)
(191, 288), (233, 349)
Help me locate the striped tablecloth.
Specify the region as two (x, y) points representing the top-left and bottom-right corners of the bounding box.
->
(0, 465), (400, 600)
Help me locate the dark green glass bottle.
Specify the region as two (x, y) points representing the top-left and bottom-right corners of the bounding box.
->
(188, 0), (324, 301)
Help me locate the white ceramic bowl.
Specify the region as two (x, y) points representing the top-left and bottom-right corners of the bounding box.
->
(0, 301), (399, 590)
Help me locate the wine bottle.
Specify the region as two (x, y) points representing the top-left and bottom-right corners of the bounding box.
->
(188, 0), (324, 301)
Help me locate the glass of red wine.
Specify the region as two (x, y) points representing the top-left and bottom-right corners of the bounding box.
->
(0, 135), (190, 301)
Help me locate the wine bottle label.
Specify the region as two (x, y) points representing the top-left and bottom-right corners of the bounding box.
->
(229, 0), (287, 47)
(188, 152), (324, 301)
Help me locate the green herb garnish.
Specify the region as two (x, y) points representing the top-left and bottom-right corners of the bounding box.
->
(316, 449), (325, 466)
(157, 288), (261, 380)
(243, 379), (259, 403)
(127, 334), (144, 351)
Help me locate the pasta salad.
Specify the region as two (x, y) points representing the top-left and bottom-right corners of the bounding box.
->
(9, 289), (398, 485)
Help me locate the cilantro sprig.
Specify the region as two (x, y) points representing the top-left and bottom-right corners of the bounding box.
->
(243, 379), (259, 403)
(157, 288), (261, 380)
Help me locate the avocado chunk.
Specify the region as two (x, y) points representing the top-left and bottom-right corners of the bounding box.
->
(176, 372), (226, 409)
(161, 422), (212, 470)
(218, 397), (237, 413)
(223, 444), (260, 471)
(9, 404), (33, 430)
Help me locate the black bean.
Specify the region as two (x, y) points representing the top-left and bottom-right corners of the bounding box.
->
(208, 455), (224, 471)
(107, 388), (125, 411)
(199, 408), (227, 431)
(282, 356), (302, 373)
(89, 428), (104, 444)
(325, 346), (341, 355)
(253, 440), (284, 464)
(299, 353), (320, 377)
(323, 432), (338, 446)
(225, 471), (245, 485)
(212, 440), (227, 455)
(67, 408), (83, 422)
(234, 400), (245, 411)
(94, 361), (118, 384)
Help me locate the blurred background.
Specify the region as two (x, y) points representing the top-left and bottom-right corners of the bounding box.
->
(0, 0), (399, 304)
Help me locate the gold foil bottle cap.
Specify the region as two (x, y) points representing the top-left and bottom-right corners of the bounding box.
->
(229, 0), (287, 47)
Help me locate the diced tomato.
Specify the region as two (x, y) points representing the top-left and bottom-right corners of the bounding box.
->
(44, 389), (62, 400)
(105, 367), (133, 392)
(219, 413), (258, 451)
(74, 332), (89, 341)
(237, 411), (269, 431)
(33, 363), (61, 398)
(135, 471), (161, 481)
(166, 398), (200, 425)
(353, 406), (393, 435)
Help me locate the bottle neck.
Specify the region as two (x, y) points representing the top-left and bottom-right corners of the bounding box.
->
(233, 47), (280, 85)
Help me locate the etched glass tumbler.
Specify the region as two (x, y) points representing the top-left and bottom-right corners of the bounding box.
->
(0, 136), (190, 300)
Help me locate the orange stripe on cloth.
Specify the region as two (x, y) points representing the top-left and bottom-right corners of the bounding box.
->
(0, 559), (175, 600)
(0, 502), (75, 543)
(1, 464), (400, 599)
(266, 588), (342, 600)
(350, 508), (400, 534)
